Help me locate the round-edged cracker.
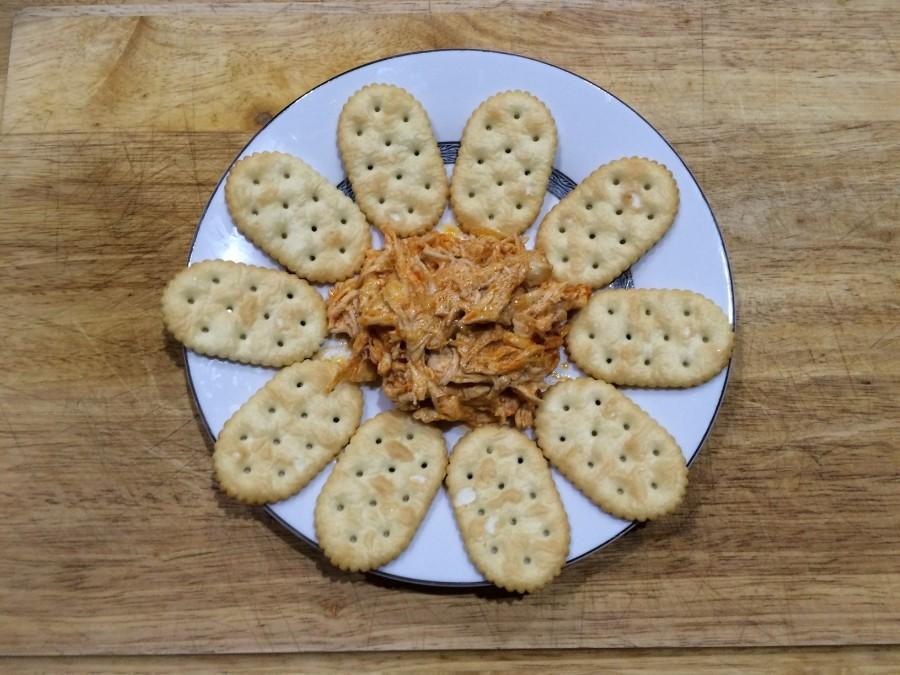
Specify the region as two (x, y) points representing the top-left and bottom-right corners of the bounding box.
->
(224, 151), (371, 283)
(446, 426), (569, 593)
(214, 359), (363, 504)
(161, 259), (327, 367)
(535, 377), (687, 521)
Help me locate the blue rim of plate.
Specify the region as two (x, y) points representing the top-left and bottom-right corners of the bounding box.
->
(183, 48), (735, 590)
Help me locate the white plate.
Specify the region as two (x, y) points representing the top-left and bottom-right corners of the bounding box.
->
(185, 49), (734, 587)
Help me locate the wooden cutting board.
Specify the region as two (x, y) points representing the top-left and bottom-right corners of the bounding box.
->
(1, 0), (899, 665)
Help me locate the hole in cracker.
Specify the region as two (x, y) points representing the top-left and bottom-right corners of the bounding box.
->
(591, 430), (598, 437)
(356, 469), (363, 477)
(486, 446), (493, 454)
(592, 262), (599, 269)
(312, 195), (318, 202)
(340, 247), (346, 253)
(212, 277), (220, 284)
(388, 466), (395, 473)
(375, 437), (382, 444)
(530, 491), (537, 499)
(543, 529), (550, 537)
(477, 158), (484, 164)
(644, 358), (651, 366)
(563, 405), (570, 411)
(588, 461), (594, 468)
(664, 334), (670, 341)
(683, 360), (691, 367)
(403, 494), (410, 502)
(425, 183), (431, 190)
(240, 333), (246, 340)
(406, 433), (414, 440)
(617, 487), (624, 494)
(703, 335), (710, 343)
(624, 423), (630, 430)
(252, 209), (258, 215)
(301, 412), (307, 418)
(378, 197), (385, 204)
(532, 135), (539, 142)
(608, 308), (615, 315)
(281, 232), (287, 239)
(651, 482), (658, 490)
(524, 556), (532, 565)
(356, 129), (362, 136)
(201, 326), (209, 333)
(559, 436), (566, 442)
(273, 438), (281, 445)
(282, 202), (288, 210)
(684, 309), (691, 316)
(367, 164), (373, 171)
(524, 169), (531, 176)
(277, 469), (285, 477)
(469, 191), (476, 198)
(296, 381), (303, 388)
(647, 213), (655, 220)
(264, 312), (270, 320)
(498, 482), (505, 490)
(486, 124), (492, 130)
(369, 499), (377, 507)
(374, 105), (380, 112)
(619, 454), (626, 462)
(420, 461), (428, 469)
(350, 535), (357, 543)
(340, 218), (347, 225)
(467, 472), (473, 479)
(562, 256), (568, 263)
(306, 442), (313, 449)
(619, 237), (627, 245)
(491, 546), (498, 554)
(613, 178), (620, 186)
(517, 456), (524, 464)
(645, 308), (652, 316)
(187, 297), (194, 304)
(243, 466), (251, 473)
(240, 434), (248, 441)
(588, 333), (595, 340)
(403, 115), (409, 123)
(309, 255), (316, 262)
(653, 448), (660, 456)
(496, 180), (503, 186)
(558, 227), (566, 233)
(383, 530), (390, 538)
(595, 399), (601, 406)
(332, 416), (340, 423)
(606, 357), (613, 364)
(414, 149), (420, 156)
(337, 503), (344, 511)
(488, 214), (495, 220)
(589, 232), (596, 239)
(586, 203), (593, 210)
(300, 320), (307, 327)
(626, 333), (632, 340)
(511, 517), (517, 525)
(252, 179), (259, 185)
(516, 203), (522, 209)
(505, 147), (511, 154)
(396, 173), (402, 180)
(644, 183), (651, 190)
(615, 208), (623, 215)
(406, 208), (413, 215)
(277, 340), (284, 347)
(478, 508), (485, 515)
(268, 406), (276, 414)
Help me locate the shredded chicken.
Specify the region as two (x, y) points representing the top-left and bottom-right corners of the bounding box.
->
(327, 231), (591, 428)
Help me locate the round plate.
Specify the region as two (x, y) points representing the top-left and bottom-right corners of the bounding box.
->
(186, 49), (734, 587)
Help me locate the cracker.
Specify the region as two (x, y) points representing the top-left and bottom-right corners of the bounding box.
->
(161, 259), (326, 367)
(450, 91), (557, 237)
(224, 151), (370, 283)
(314, 410), (448, 572)
(446, 426), (569, 593)
(214, 360), (363, 504)
(337, 84), (448, 236)
(537, 157), (679, 287)
(535, 377), (687, 521)
(566, 289), (734, 387)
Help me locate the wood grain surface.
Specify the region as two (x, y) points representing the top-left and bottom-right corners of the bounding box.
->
(1, 0), (899, 667)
